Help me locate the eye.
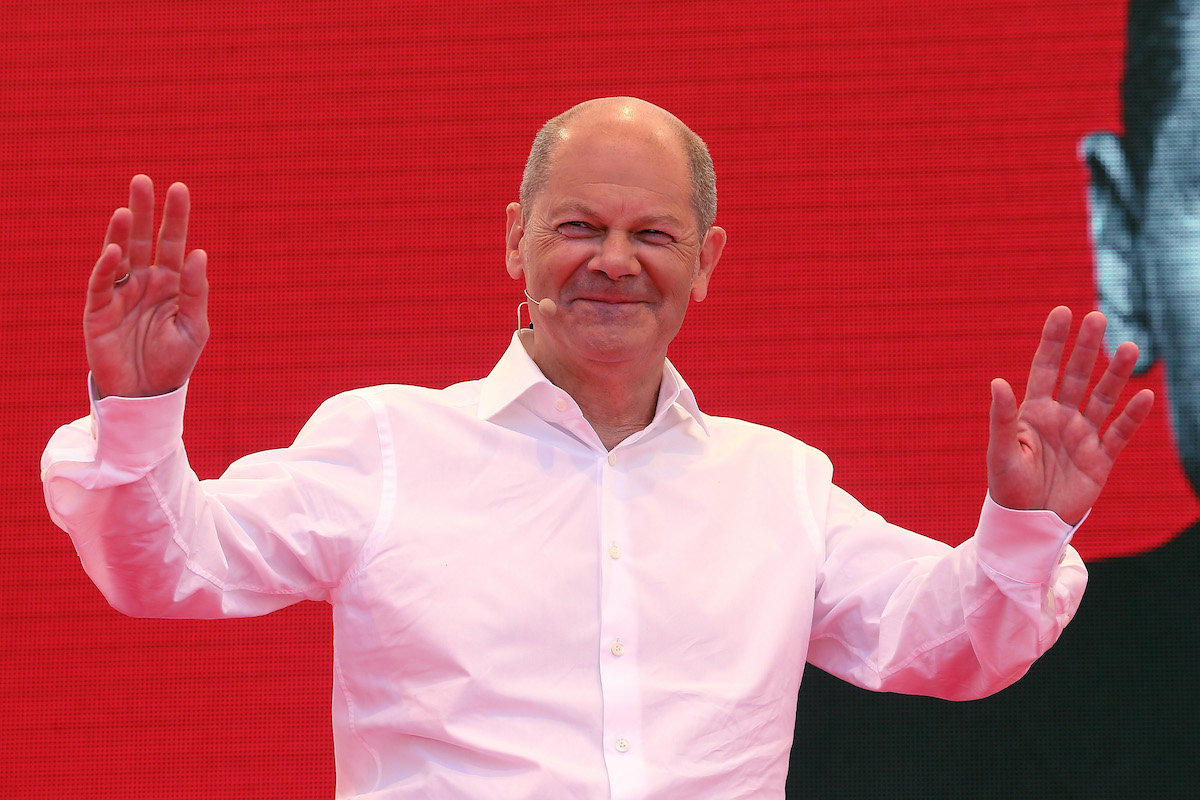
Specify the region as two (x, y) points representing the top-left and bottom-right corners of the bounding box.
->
(558, 221), (597, 238)
(638, 229), (674, 246)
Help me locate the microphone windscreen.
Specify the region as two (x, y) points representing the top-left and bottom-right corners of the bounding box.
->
(539, 298), (558, 316)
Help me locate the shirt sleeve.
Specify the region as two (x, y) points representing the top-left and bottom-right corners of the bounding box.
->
(805, 481), (1087, 701)
(40, 378), (387, 619)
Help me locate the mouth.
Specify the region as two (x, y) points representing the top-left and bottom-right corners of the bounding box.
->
(573, 296), (647, 305)
(569, 298), (649, 318)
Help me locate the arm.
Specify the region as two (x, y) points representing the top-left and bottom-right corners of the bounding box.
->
(44, 176), (380, 618)
(42, 384), (385, 619)
(809, 308), (1148, 698)
(808, 487), (1086, 700)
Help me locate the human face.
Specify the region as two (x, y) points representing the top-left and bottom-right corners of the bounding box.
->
(1135, 16), (1200, 492)
(505, 121), (724, 379)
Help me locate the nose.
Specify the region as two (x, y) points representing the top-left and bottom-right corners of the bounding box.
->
(589, 232), (640, 279)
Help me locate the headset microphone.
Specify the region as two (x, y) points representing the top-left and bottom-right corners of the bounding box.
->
(523, 290), (558, 317)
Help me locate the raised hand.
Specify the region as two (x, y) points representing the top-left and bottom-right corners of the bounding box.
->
(987, 306), (1155, 525)
(84, 175), (209, 398)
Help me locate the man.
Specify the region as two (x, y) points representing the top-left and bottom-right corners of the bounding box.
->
(789, 5), (1198, 797)
(1071, 0), (1200, 791)
(42, 97), (1151, 798)
(1084, 0), (1199, 496)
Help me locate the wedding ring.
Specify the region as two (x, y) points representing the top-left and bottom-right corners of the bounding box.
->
(114, 273), (131, 286)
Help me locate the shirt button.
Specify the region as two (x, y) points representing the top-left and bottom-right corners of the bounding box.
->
(608, 545), (621, 559)
(554, 397), (568, 412)
(611, 641), (625, 657)
(615, 738), (631, 753)
(607, 453), (617, 466)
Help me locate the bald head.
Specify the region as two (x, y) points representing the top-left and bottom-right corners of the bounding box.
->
(520, 98), (718, 233)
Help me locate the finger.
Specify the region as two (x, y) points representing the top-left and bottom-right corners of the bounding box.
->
(1100, 388), (1155, 461)
(102, 206), (132, 256)
(127, 174), (155, 270)
(1024, 306), (1072, 402)
(85, 243), (123, 315)
(155, 181), (191, 273)
(1056, 310), (1106, 409)
(177, 248), (210, 342)
(1083, 339), (1139, 428)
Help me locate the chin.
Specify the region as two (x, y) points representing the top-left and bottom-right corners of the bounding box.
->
(573, 330), (664, 364)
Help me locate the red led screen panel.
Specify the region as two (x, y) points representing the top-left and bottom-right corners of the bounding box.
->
(3, 1), (1194, 796)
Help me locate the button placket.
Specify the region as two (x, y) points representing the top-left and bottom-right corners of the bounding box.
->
(597, 449), (646, 797)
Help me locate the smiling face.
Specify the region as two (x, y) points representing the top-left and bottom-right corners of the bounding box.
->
(505, 101), (725, 383)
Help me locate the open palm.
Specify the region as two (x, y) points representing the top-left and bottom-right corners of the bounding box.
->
(84, 175), (209, 399)
(988, 307), (1154, 525)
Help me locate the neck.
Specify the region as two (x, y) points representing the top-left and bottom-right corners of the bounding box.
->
(564, 367), (662, 451)
(522, 332), (664, 450)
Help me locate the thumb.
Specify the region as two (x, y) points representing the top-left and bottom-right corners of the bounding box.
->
(989, 377), (1019, 428)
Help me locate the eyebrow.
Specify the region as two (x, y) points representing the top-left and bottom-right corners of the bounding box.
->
(550, 200), (688, 230)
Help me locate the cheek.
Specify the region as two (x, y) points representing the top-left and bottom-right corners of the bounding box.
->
(1156, 278), (1200, 362)
(527, 238), (593, 275)
(643, 248), (701, 287)
(1141, 223), (1200, 324)
(1138, 229), (1200, 432)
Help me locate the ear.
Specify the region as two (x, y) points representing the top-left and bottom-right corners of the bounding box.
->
(690, 226), (727, 302)
(1080, 132), (1156, 372)
(505, 202), (525, 280)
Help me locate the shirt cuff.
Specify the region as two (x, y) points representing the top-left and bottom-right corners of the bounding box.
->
(89, 374), (189, 467)
(974, 492), (1088, 584)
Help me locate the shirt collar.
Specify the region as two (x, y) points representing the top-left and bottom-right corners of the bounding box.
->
(477, 330), (709, 437)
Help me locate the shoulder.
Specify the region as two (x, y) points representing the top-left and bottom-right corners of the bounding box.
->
(288, 380), (490, 460)
(304, 380), (490, 443)
(289, 380), (480, 435)
(698, 412), (834, 473)
(323, 379), (484, 413)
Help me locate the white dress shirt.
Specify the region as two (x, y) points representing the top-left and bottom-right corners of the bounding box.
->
(42, 330), (1087, 799)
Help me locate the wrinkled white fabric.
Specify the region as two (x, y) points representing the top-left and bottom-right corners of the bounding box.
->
(42, 330), (1086, 799)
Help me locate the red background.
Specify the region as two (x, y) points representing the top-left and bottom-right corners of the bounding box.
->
(3, 1), (1194, 796)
